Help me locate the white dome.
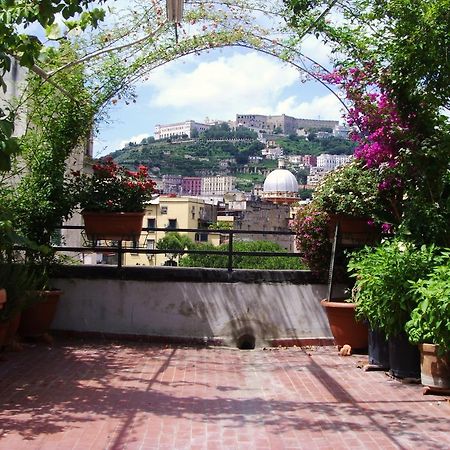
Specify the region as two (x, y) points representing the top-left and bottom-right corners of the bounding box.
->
(263, 169), (298, 193)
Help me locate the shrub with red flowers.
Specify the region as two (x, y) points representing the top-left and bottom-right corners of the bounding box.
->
(291, 203), (331, 275)
(72, 157), (156, 212)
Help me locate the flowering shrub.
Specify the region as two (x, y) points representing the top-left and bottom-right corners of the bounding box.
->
(291, 203), (331, 275)
(313, 159), (390, 221)
(72, 157), (156, 212)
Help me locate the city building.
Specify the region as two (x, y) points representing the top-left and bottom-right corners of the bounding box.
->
(154, 120), (211, 140)
(201, 175), (236, 197)
(124, 196), (217, 266)
(306, 166), (329, 187)
(215, 199), (294, 251)
(316, 154), (353, 171)
(161, 174), (183, 194)
(181, 177), (202, 196)
(236, 113), (338, 134)
(261, 145), (283, 159)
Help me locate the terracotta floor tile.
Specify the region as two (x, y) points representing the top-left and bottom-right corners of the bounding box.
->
(0, 339), (448, 450)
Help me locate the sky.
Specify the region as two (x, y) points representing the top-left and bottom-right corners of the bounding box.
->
(94, 41), (345, 157)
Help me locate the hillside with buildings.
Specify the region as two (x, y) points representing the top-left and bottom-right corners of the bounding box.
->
(109, 114), (356, 194)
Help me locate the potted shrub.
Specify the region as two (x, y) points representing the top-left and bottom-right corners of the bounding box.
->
(291, 203), (368, 349)
(72, 157), (156, 240)
(313, 160), (391, 246)
(406, 250), (450, 391)
(348, 240), (437, 379)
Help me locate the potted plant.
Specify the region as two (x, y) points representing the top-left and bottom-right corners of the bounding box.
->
(291, 203), (368, 349)
(406, 250), (450, 391)
(72, 157), (156, 240)
(313, 160), (391, 245)
(348, 240), (437, 379)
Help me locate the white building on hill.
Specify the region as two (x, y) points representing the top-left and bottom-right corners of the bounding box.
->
(155, 120), (211, 140)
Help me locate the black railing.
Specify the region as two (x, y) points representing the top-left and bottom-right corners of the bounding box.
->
(56, 226), (299, 272)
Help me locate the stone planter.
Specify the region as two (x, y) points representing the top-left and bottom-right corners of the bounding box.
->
(82, 211), (145, 241)
(419, 343), (450, 391)
(321, 299), (368, 350)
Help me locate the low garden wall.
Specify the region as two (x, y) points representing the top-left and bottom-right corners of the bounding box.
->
(51, 266), (340, 348)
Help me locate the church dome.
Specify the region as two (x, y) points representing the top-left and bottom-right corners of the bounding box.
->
(262, 169), (299, 204)
(263, 169), (298, 193)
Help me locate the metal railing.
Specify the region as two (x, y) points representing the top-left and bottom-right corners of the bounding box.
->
(56, 226), (299, 272)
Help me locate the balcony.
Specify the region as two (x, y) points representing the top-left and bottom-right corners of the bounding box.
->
(50, 224), (338, 348)
(1, 226), (448, 449)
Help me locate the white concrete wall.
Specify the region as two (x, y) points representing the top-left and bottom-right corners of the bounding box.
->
(51, 277), (334, 347)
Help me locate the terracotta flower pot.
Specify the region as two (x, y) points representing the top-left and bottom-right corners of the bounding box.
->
(327, 214), (380, 246)
(19, 290), (62, 337)
(419, 343), (450, 390)
(82, 211), (145, 241)
(321, 299), (368, 350)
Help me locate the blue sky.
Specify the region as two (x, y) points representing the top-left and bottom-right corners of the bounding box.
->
(94, 43), (344, 157)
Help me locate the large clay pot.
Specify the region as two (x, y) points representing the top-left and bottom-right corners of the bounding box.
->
(19, 290), (62, 337)
(419, 343), (450, 390)
(321, 299), (368, 350)
(327, 214), (380, 247)
(389, 332), (420, 379)
(82, 211), (144, 241)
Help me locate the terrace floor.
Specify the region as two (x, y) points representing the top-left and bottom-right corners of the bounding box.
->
(0, 339), (448, 450)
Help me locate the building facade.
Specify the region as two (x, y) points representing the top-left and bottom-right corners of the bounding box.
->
(201, 175), (236, 197)
(236, 113), (339, 134)
(154, 120), (211, 140)
(316, 154), (352, 171)
(181, 177), (202, 196)
(124, 196), (217, 267)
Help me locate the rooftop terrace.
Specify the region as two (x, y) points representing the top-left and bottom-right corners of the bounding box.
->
(0, 339), (448, 450)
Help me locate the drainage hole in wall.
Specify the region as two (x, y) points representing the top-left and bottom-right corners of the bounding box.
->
(237, 334), (256, 350)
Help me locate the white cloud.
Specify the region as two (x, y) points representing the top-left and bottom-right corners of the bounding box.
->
(275, 93), (345, 121)
(119, 133), (150, 148)
(146, 52), (300, 119)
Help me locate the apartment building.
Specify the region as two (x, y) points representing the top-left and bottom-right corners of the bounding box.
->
(201, 175), (236, 197)
(124, 196), (217, 266)
(181, 177), (202, 196)
(316, 154), (352, 171)
(154, 120), (211, 140)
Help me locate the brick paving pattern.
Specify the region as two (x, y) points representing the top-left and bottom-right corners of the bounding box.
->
(0, 340), (449, 449)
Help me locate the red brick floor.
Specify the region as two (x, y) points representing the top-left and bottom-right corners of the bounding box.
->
(0, 340), (448, 450)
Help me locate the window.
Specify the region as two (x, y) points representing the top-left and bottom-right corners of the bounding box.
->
(195, 233), (208, 242)
(160, 206), (168, 214)
(147, 218), (156, 229)
(167, 219), (177, 229)
(147, 240), (155, 250)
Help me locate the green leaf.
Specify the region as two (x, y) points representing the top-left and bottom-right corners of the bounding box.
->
(45, 23), (61, 40)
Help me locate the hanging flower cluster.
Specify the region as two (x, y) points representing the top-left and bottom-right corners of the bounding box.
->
(71, 157), (156, 212)
(322, 67), (412, 172)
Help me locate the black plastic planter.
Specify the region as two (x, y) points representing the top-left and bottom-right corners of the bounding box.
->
(388, 332), (420, 379)
(368, 328), (390, 369)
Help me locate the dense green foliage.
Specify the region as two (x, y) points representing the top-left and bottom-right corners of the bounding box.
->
(110, 135), (353, 177)
(180, 240), (304, 270)
(0, 0), (105, 170)
(277, 135), (355, 156)
(348, 240), (437, 337)
(406, 250), (450, 353)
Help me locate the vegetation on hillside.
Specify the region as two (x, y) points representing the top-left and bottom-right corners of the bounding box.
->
(109, 133), (355, 179)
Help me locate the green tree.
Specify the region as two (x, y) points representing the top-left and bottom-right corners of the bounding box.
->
(180, 240), (304, 270)
(157, 232), (193, 265)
